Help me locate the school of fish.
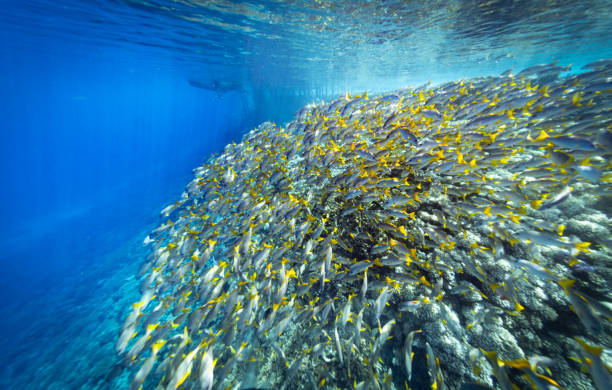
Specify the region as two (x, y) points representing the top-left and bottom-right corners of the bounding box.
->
(113, 59), (612, 390)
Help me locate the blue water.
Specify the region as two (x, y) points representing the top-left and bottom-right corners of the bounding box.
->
(0, 0), (611, 389)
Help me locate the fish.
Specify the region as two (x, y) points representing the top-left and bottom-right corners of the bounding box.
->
(596, 130), (612, 152)
(325, 244), (333, 272)
(550, 136), (597, 151)
(559, 279), (603, 335)
(399, 127), (418, 145)
(126, 323), (159, 361)
(430, 277), (444, 300)
(130, 339), (166, 390)
(334, 324), (343, 364)
(574, 337), (612, 390)
(480, 350), (515, 390)
(539, 186), (572, 209)
(339, 294), (353, 328)
(527, 355), (556, 372)
(349, 261), (372, 276)
(403, 329), (421, 381)
(575, 165), (603, 182)
(116, 320), (138, 355)
(166, 344), (201, 389)
(514, 230), (570, 248)
(516, 259), (558, 282)
(549, 150), (573, 166)
(116, 61), (612, 390)
(383, 113), (397, 128)
(199, 346), (215, 390)
(360, 269), (368, 300)
(188, 79), (244, 97)
(583, 58), (612, 70)
(373, 318), (395, 358)
(373, 287), (389, 328)
(354, 306), (365, 342)
(380, 255), (404, 266)
(319, 261), (327, 293)
(426, 342), (444, 390)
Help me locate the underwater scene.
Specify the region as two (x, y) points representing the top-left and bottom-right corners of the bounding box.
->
(1, 1), (612, 389)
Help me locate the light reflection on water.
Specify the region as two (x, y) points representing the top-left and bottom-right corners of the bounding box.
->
(1, 0), (611, 92)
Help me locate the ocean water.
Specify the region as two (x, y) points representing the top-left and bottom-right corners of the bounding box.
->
(0, 1), (611, 389)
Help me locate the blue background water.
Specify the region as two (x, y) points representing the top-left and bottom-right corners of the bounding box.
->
(0, 1), (611, 388)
